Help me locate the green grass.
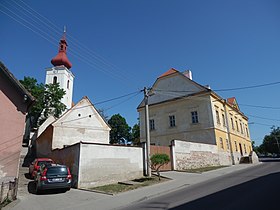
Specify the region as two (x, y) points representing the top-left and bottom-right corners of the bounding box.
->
(90, 175), (169, 194)
(181, 165), (228, 173)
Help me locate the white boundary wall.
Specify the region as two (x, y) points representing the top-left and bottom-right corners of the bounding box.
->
(78, 143), (143, 188)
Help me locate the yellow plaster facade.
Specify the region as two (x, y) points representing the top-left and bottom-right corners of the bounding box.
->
(137, 69), (253, 165)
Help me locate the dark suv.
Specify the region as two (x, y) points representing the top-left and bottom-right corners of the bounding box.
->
(35, 164), (72, 194)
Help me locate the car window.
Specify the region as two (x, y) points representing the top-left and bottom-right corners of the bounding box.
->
(46, 167), (68, 175)
(38, 161), (52, 167)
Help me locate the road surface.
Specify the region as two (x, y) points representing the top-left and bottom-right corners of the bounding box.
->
(119, 159), (280, 210)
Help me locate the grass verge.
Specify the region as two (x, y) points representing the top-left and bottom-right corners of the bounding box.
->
(89, 175), (169, 194)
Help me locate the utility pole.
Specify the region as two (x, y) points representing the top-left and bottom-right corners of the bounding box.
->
(144, 87), (151, 177)
(275, 136), (280, 155)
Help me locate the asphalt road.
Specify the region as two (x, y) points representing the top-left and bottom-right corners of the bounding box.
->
(119, 159), (280, 210)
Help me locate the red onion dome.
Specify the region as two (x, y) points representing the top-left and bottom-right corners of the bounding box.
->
(51, 36), (72, 69)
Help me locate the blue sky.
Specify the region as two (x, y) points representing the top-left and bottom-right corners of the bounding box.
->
(1, 0), (280, 146)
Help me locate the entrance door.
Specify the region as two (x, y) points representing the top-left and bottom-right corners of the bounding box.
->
(239, 143), (243, 156)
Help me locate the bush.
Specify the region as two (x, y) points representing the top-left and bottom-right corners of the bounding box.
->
(150, 154), (170, 180)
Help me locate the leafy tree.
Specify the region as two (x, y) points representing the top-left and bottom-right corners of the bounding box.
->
(20, 76), (66, 129)
(131, 123), (140, 145)
(108, 114), (131, 144)
(150, 153), (170, 180)
(259, 126), (280, 155)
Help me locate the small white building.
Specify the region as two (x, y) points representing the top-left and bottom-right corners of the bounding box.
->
(36, 96), (143, 188)
(36, 96), (111, 156)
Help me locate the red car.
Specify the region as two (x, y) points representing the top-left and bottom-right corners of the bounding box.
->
(29, 158), (54, 179)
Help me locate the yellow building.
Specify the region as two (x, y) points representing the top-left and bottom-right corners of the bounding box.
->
(137, 68), (253, 165)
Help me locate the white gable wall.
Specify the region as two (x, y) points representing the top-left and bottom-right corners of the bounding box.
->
(146, 73), (204, 106)
(52, 98), (110, 149)
(139, 72), (215, 146)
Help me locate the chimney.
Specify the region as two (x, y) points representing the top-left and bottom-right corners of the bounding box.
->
(182, 70), (192, 80)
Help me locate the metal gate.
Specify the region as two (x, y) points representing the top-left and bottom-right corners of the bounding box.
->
(150, 145), (172, 171)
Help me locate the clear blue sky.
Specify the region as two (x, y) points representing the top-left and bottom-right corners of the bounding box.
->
(1, 0), (280, 146)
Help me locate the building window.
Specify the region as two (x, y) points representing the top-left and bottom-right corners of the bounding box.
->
(226, 139), (230, 150)
(220, 137), (224, 149)
(67, 80), (70, 89)
(234, 141), (238, 151)
(244, 144), (247, 154)
(222, 114), (226, 127)
(240, 122), (243, 134)
(216, 110), (220, 124)
(231, 118), (234, 130)
(246, 127), (249, 137)
(150, 119), (155, 130)
(191, 111), (199, 124)
(235, 120), (239, 132)
(53, 76), (57, 84)
(169, 115), (176, 127)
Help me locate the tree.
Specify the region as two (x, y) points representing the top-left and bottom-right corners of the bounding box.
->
(131, 123), (140, 145)
(20, 76), (66, 129)
(108, 114), (131, 144)
(150, 153), (170, 180)
(259, 126), (280, 155)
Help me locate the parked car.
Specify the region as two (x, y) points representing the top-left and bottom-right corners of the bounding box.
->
(35, 164), (72, 194)
(29, 158), (54, 179)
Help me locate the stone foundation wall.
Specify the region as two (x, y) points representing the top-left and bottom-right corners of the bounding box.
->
(176, 151), (220, 170)
(173, 140), (231, 170)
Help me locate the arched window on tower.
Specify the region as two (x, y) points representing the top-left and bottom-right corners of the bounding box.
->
(53, 76), (57, 84)
(60, 45), (63, 51)
(67, 80), (70, 89)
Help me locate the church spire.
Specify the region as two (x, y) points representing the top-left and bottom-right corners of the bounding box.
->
(51, 28), (72, 69)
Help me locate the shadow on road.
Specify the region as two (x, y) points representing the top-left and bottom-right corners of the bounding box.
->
(169, 172), (280, 210)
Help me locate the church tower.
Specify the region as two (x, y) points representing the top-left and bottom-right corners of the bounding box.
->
(45, 29), (74, 110)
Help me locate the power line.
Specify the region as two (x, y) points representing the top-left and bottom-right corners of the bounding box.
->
(239, 104), (280, 110)
(1, 0), (137, 87)
(250, 122), (278, 127)
(69, 90), (141, 111)
(247, 114), (280, 122)
(102, 91), (141, 111)
(213, 81), (280, 92)
(95, 91), (141, 105)
(154, 81), (280, 94)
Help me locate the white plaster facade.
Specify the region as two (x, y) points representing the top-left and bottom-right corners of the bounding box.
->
(45, 66), (74, 109)
(36, 96), (111, 151)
